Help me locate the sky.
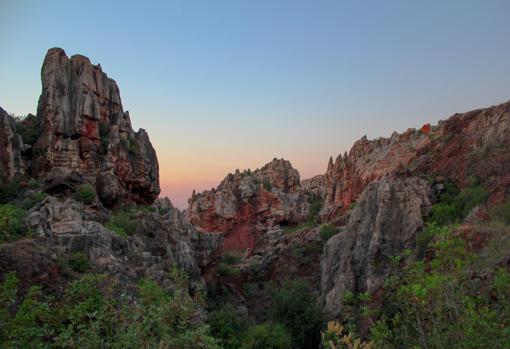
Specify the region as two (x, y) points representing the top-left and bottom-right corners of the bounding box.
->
(1, 0), (510, 208)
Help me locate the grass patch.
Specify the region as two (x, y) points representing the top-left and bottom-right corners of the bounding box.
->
(319, 224), (339, 241)
(0, 204), (29, 243)
(68, 252), (90, 273)
(74, 184), (96, 205)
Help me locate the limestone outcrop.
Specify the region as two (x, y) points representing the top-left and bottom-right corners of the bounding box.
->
(320, 173), (431, 316)
(31, 48), (160, 207)
(0, 195), (221, 291)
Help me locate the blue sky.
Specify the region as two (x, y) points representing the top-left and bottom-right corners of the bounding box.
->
(1, 0), (510, 207)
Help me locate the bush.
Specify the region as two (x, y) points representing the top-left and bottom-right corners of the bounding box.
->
(68, 252), (90, 273)
(268, 280), (325, 349)
(13, 113), (41, 146)
(307, 194), (323, 224)
(0, 273), (221, 349)
(368, 227), (510, 348)
(427, 183), (488, 225)
(0, 204), (28, 243)
(208, 304), (248, 349)
(0, 176), (27, 204)
(74, 184), (96, 204)
(241, 322), (292, 349)
(322, 321), (374, 349)
(263, 179), (272, 191)
(221, 252), (241, 265)
(320, 224), (339, 241)
(21, 191), (47, 210)
(489, 200), (510, 225)
(106, 211), (137, 237)
(217, 262), (240, 276)
(415, 223), (449, 258)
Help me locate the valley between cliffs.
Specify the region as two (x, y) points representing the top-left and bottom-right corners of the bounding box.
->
(1, 48), (509, 349)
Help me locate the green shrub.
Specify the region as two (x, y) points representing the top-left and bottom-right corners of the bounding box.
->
(0, 204), (28, 243)
(106, 211), (137, 237)
(415, 223), (449, 258)
(263, 179), (272, 191)
(268, 280), (324, 349)
(74, 184), (96, 204)
(217, 262), (240, 276)
(0, 176), (27, 204)
(427, 183), (488, 225)
(13, 113), (41, 146)
(320, 224), (339, 241)
(68, 252), (90, 273)
(208, 304), (248, 349)
(368, 227), (510, 348)
(0, 273), (221, 349)
(307, 194), (323, 224)
(222, 252), (241, 265)
(241, 322), (292, 349)
(21, 191), (47, 210)
(489, 200), (510, 225)
(127, 137), (140, 156)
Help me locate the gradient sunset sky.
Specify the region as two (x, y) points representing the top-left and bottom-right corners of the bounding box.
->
(1, 1), (510, 208)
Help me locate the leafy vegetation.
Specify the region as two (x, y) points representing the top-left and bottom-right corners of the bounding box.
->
(368, 227), (510, 348)
(20, 191), (47, 210)
(241, 322), (292, 349)
(0, 204), (28, 243)
(489, 200), (510, 225)
(13, 113), (41, 146)
(0, 272), (221, 348)
(267, 280), (325, 349)
(68, 252), (90, 273)
(0, 176), (33, 204)
(322, 321), (374, 349)
(307, 193), (323, 224)
(106, 211), (137, 237)
(263, 178), (272, 191)
(74, 184), (96, 205)
(320, 224), (339, 241)
(427, 181), (488, 225)
(208, 304), (248, 349)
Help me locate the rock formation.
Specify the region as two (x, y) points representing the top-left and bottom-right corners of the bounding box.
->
(0, 107), (26, 181)
(320, 173), (431, 316)
(0, 195), (221, 292)
(314, 101), (510, 218)
(187, 158), (312, 251)
(31, 48), (160, 207)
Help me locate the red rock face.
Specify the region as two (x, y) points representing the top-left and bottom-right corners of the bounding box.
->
(187, 159), (311, 252)
(316, 100), (510, 218)
(31, 48), (160, 207)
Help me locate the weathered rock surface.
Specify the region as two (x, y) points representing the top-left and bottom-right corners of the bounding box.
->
(31, 48), (160, 207)
(0, 195), (220, 292)
(314, 100), (510, 218)
(320, 173), (431, 316)
(187, 159), (312, 251)
(0, 107), (26, 181)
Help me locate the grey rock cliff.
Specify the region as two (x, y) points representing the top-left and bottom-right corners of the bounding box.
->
(320, 173), (431, 316)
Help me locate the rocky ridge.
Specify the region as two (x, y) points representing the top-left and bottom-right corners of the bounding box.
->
(187, 158), (312, 251)
(310, 101), (510, 219)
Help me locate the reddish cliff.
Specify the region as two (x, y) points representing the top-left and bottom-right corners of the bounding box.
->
(187, 159), (311, 252)
(316, 101), (510, 218)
